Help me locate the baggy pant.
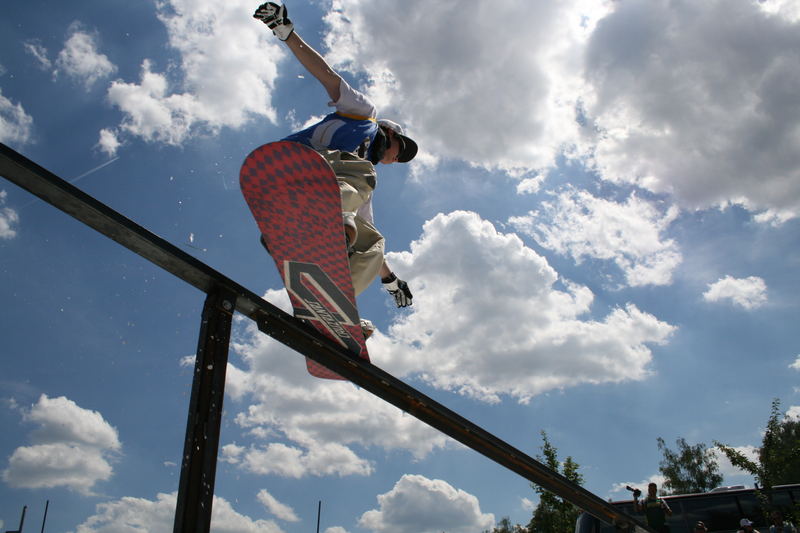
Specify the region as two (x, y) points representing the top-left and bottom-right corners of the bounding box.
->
(317, 150), (384, 296)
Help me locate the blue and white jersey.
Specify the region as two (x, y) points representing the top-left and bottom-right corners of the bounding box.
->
(283, 79), (379, 156)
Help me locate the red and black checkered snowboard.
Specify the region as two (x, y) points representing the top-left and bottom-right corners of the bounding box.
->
(240, 141), (369, 380)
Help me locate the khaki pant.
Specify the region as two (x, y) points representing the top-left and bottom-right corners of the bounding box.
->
(317, 150), (384, 296)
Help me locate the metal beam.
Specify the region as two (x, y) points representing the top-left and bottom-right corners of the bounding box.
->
(1, 142), (653, 532)
(173, 288), (236, 533)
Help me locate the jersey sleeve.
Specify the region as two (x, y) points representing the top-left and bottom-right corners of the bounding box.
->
(328, 78), (377, 119)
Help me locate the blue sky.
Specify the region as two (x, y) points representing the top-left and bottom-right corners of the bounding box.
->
(2, 0), (800, 532)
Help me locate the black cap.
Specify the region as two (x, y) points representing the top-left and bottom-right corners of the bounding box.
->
(378, 119), (418, 162)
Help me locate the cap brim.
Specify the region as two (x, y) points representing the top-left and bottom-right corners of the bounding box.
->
(396, 134), (418, 163)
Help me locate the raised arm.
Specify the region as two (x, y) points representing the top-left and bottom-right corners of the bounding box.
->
(254, 2), (342, 101)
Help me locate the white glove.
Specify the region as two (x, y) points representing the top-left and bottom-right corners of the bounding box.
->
(382, 273), (413, 308)
(253, 2), (294, 41)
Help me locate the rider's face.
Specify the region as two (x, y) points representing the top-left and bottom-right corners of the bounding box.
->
(380, 130), (401, 164)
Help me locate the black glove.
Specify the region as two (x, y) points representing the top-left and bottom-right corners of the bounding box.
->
(253, 2), (294, 41)
(382, 273), (413, 308)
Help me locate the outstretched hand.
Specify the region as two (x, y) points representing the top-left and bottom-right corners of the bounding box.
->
(383, 273), (413, 308)
(253, 2), (294, 41)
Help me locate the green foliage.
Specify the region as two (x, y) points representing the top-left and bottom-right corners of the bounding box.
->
(714, 399), (800, 489)
(483, 516), (527, 533)
(526, 431), (585, 533)
(714, 399), (800, 525)
(656, 437), (723, 495)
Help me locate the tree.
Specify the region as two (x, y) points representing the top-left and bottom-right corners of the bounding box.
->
(715, 398), (800, 489)
(657, 437), (723, 495)
(484, 516), (527, 533)
(526, 431), (585, 533)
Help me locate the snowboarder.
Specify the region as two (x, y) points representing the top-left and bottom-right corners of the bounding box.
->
(253, 2), (415, 335)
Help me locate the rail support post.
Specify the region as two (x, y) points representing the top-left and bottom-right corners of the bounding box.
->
(173, 288), (236, 533)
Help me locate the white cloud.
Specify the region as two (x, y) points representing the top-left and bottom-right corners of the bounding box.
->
(516, 174), (546, 195)
(609, 474), (668, 499)
(320, 0), (800, 221)
(256, 489), (299, 522)
(73, 491), (284, 533)
(3, 443), (113, 495)
(105, 0), (281, 148)
(790, 355), (800, 371)
(786, 406), (800, 421)
(757, 0), (800, 23)
(358, 474), (495, 533)
(0, 89), (34, 145)
(376, 211), (675, 403)
(2, 395), (120, 494)
(703, 276), (768, 310)
(0, 190), (20, 239)
(521, 497), (536, 512)
(583, 0), (800, 221)
(238, 441), (372, 479)
(96, 128), (121, 157)
(224, 211), (673, 478)
(710, 445), (759, 483)
(224, 289), (453, 479)
(510, 189), (682, 287)
(24, 394), (121, 451)
(322, 0), (611, 175)
(24, 39), (52, 70)
(55, 23), (117, 88)
(221, 443), (246, 464)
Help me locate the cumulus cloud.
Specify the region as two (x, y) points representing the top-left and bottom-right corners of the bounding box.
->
(376, 211), (675, 403)
(358, 474), (495, 533)
(24, 394), (121, 450)
(583, 0), (800, 221)
(73, 491), (284, 533)
(225, 293), (453, 479)
(237, 441), (373, 479)
(322, 0), (610, 174)
(96, 128), (121, 157)
(2, 394), (120, 494)
(510, 189), (682, 287)
(516, 174), (546, 195)
(703, 276), (768, 310)
(223, 211), (673, 479)
(757, 0), (800, 23)
(319, 0), (800, 221)
(105, 0), (281, 148)
(791, 356), (800, 371)
(221, 442), (246, 464)
(256, 489), (299, 522)
(0, 89), (34, 145)
(55, 23), (117, 88)
(0, 190), (20, 239)
(711, 445), (760, 482)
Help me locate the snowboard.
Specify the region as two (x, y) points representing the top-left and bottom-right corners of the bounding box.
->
(239, 141), (369, 380)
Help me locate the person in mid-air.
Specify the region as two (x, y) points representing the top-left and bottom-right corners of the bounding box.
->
(253, 2), (415, 335)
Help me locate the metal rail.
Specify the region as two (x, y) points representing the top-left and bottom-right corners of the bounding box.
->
(1, 142), (652, 533)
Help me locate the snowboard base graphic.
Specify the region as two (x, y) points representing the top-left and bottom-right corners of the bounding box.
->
(240, 141), (369, 380)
